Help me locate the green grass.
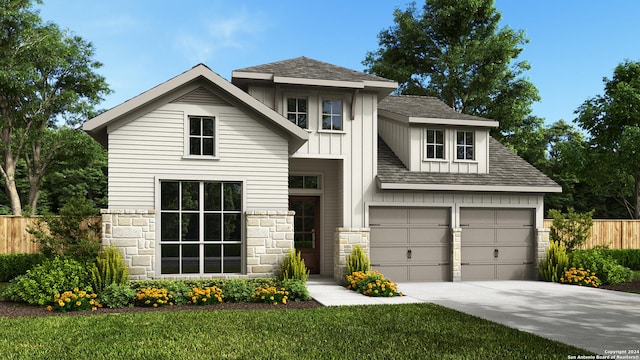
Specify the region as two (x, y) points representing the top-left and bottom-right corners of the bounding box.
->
(0, 303), (589, 359)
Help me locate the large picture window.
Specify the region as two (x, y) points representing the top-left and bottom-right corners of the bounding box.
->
(456, 131), (474, 160)
(425, 129), (445, 159)
(321, 99), (343, 131)
(160, 180), (242, 274)
(189, 116), (216, 156)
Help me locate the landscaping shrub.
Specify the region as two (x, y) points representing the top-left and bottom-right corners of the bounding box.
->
(548, 207), (594, 251)
(276, 249), (309, 282)
(280, 279), (311, 301)
(346, 245), (370, 277)
(28, 197), (101, 262)
(220, 278), (254, 303)
(0, 253), (46, 282)
(99, 283), (136, 309)
(188, 286), (224, 305)
(135, 287), (174, 307)
(560, 267), (600, 287)
(252, 285), (289, 304)
(130, 280), (191, 305)
(90, 246), (129, 295)
(345, 270), (402, 297)
(47, 288), (102, 312)
(538, 240), (569, 282)
(570, 249), (633, 285)
(4, 256), (91, 306)
(601, 249), (640, 270)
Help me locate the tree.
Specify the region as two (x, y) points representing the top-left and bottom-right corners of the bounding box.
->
(0, 0), (110, 215)
(363, 0), (540, 154)
(575, 61), (640, 219)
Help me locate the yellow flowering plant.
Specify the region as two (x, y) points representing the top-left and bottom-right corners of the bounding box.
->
(188, 286), (224, 305)
(345, 270), (403, 297)
(560, 267), (600, 287)
(135, 287), (174, 307)
(48, 288), (102, 312)
(251, 286), (289, 305)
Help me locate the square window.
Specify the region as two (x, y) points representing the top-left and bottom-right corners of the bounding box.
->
(188, 116), (216, 156)
(286, 97), (308, 129)
(321, 99), (343, 131)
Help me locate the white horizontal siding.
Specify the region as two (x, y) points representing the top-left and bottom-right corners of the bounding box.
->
(378, 117), (411, 168)
(107, 103), (289, 210)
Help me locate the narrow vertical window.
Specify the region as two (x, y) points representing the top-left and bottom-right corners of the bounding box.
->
(189, 116), (215, 156)
(456, 131), (474, 160)
(287, 97), (308, 129)
(321, 99), (343, 131)
(425, 129), (445, 159)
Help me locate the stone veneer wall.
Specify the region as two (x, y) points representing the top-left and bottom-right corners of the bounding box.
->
(334, 228), (370, 281)
(101, 209), (156, 280)
(451, 228), (462, 282)
(245, 211), (295, 276)
(536, 228), (551, 271)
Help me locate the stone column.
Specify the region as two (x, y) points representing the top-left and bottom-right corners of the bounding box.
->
(334, 227), (370, 282)
(101, 209), (156, 280)
(245, 211), (294, 276)
(536, 228), (551, 267)
(451, 227), (462, 282)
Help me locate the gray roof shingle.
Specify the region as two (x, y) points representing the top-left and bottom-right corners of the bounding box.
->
(234, 56), (394, 83)
(378, 95), (494, 122)
(377, 137), (560, 190)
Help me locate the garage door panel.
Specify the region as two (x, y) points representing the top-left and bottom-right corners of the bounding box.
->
(370, 247), (408, 263)
(370, 208), (408, 225)
(460, 208), (495, 225)
(411, 246), (450, 263)
(495, 209), (533, 226)
(409, 265), (450, 282)
(496, 228), (533, 244)
(461, 264), (495, 281)
(461, 228), (495, 244)
(408, 208), (450, 225)
(370, 227), (408, 244)
(373, 265), (408, 282)
(462, 246), (496, 262)
(409, 228), (449, 244)
(497, 246), (534, 262)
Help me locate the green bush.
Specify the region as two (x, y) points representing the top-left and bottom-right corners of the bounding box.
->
(601, 249), (640, 270)
(276, 249), (309, 282)
(90, 246), (129, 295)
(220, 278), (254, 303)
(0, 253), (46, 282)
(570, 249), (633, 285)
(538, 240), (569, 282)
(548, 208), (594, 251)
(28, 197), (101, 262)
(99, 283), (136, 309)
(346, 245), (370, 277)
(345, 270), (402, 297)
(4, 257), (91, 306)
(280, 279), (311, 301)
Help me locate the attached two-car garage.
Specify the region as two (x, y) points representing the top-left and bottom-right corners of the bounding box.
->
(369, 207), (536, 282)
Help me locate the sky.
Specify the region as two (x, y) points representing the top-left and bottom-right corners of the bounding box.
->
(36, 1), (640, 126)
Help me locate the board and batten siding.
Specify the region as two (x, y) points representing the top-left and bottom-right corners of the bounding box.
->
(107, 101), (290, 210)
(289, 158), (342, 275)
(378, 117), (411, 168)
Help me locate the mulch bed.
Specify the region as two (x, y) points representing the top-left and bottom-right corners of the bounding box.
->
(0, 299), (323, 318)
(600, 279), (640, 293)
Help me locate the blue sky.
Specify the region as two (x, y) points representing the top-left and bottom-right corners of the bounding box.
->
(37, 1), (640, 126)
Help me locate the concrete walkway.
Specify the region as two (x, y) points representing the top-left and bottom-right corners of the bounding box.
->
(306, 277), (640, 355)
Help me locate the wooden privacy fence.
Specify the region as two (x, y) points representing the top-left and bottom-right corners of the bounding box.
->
(543, 219), (640, 249)
(0, 216), (102, 254)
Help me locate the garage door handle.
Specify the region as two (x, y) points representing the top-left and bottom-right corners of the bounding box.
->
(461, 262), (470, 265)
(407, 249), (412, 259)
(523, 261), (533, 265)
(371, 264), (381, 267)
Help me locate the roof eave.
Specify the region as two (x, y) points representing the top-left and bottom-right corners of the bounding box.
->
(378, 109), (499, 128)
(376, 178), (562, 193)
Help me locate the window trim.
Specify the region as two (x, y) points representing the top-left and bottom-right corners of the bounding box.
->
(156, 177), (246, 277)
(455, 130), (475, 161)
(319, 98), (344, 132)
(424, 128), (446, 161)
(286, 96), (309, 129)
(183, 114), (219, 160)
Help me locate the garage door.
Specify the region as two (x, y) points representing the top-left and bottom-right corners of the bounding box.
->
(460, 208), (535, 280)
(369, 207), (450, 282)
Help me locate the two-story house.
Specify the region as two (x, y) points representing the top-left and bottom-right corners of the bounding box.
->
(83, 57), (560, 282)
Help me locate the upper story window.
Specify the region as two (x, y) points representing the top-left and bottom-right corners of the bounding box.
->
(321, 99), (343, 131)
(456, 130), (474, 160)
(287, 97), (308, 129)
(289, 175), (321, 189)
(425, 129), (445, 159)
(189, 116), (216, 156)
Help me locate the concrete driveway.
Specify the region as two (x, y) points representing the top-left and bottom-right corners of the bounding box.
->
(397, 281), (640, 355)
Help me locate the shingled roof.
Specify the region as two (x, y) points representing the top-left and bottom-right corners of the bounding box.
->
(378, 95), (497, 124)
(233, 56), (395, 83)
(377, 137), (561, 192)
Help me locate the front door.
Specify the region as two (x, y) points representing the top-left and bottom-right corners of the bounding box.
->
(289, 196), (320, 274)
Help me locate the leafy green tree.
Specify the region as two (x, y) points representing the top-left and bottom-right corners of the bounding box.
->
(0, 0), (110, 215)
(364, 0), (540, 153)
(575, 60), (640, 219)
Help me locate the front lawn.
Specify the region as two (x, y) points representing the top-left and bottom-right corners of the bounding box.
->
(0, 303), (589, 358)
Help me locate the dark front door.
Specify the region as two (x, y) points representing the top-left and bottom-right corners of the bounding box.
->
(289, 196), (320, 274)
